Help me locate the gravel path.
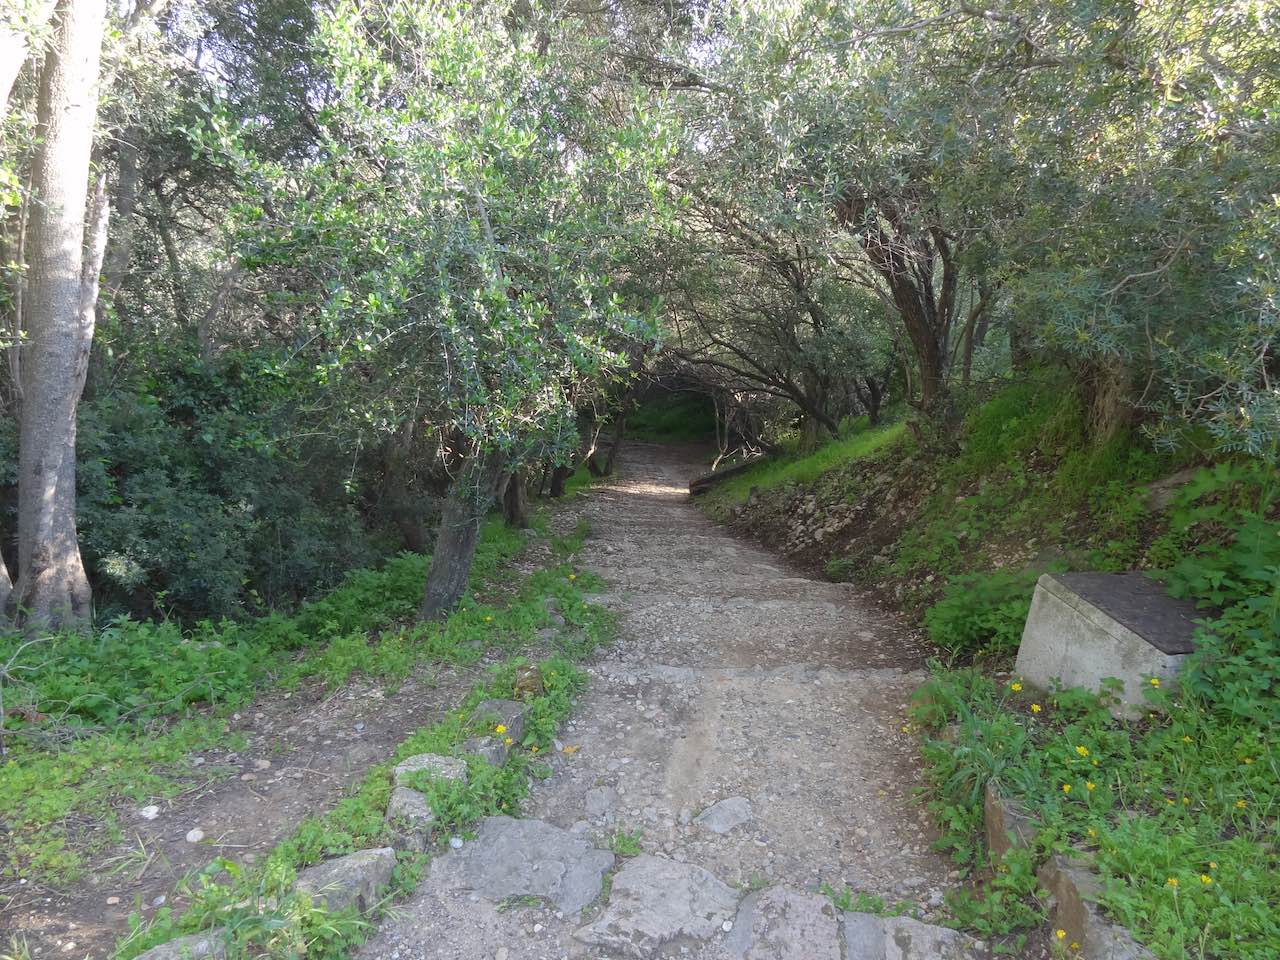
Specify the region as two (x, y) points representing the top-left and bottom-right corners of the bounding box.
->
(360, 442), (958, 959)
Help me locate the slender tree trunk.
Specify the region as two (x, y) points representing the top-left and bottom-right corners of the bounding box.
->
(604, 414), (626, 476)
(13, 0), (106, 630)
(549, 464), (572, 498)
(419, 451), (504, 619)
(502, 470), (529, 529)
(150, 185), (189, 327)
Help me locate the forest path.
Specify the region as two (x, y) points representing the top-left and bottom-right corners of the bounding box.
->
(361, 442), (958, 959)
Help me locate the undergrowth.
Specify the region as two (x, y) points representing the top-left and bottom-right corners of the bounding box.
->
(0, 516), (534, 885)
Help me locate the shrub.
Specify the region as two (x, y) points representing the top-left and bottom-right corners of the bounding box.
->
(923, 570), (1040, 658)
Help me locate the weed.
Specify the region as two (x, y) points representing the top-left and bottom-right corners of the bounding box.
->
(608, 828), (643, 857)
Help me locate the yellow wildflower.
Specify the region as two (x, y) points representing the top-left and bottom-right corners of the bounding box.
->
(1092, 759), (1099, 767)
(1150, 677), (1160, 687)
(1070, 943), (1080, 952)
(1075, 745), (1089, 758)
(1236, 799), (1247, 809)
(530, 745), (539, 753)
(1031, 703), (1042, 713)
(1166, 877), (1178, 888)
(1209, 861), (1218, 870)
(562, 744), (580, 754)
(495, 724), (507, 734)
(568, 573), (577, 581)
(1062, 784), (1072, 794)
(1010, 682), (1023, 692)
(1200, 875), (1213, 885)
(1181, 735), (1192, 744)
(484, 615), (493, 623)
(503, 737), (513, 746)
(1242, 757), (1254, 765)
(1086, 782), (1096, 792)
(1055, 929), (1067, 940)
(1086, 827), (1097, 837)
(1182, 796), (1190, 805)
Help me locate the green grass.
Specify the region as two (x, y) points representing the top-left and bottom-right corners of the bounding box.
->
(623, 393), (717, 443)
(911, 667), (1279, 958)
(0, 514), (548, 886)
(703, 420), (907, 507)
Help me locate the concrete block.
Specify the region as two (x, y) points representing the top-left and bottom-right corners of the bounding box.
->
(1014, 572), (1201, 716)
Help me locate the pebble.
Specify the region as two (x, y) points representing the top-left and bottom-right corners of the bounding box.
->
(138, 804), (160, 820)
(496, 950), (509, 960)
(185, 828), (204, 843)
(450, 836), (464, 849)
(254, 758), (271, 770)
(106, 897), (119, 905)
(722, 920), (734, 932)
(532, 923), (543, 934)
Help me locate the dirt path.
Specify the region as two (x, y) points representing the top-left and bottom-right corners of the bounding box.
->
(361, 443), (958, 959)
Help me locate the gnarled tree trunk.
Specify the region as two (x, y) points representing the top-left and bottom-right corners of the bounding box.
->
(13, 0), (106, 630)
(502, 469), (529, 529)
(419, 451), (505, 620)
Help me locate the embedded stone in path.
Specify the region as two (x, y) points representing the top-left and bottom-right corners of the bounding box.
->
(385, 785), (435, 843)
(573, 854), (740, 958)
(843, 912), (985, 960)
(983, 780), (1039, 860)
(470, 699), (529, 743)
(694, 795), (753, 834)
(725, 887), (842, 959)
(393, 753), (467, 787)
(133, 932), (226, 960)
(1038, 855), (1156, 960)
(431, 816), (613, 913)
(295, 847), (397, 914)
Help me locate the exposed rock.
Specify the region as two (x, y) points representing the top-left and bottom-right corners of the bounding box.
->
(184, 829), (204, 844)
(585, 785), (619, 818)
(1038, 855), (1156, 960)
(392, 753), (467, 787)
(295, 847), (397, 914)
(726, 887), (841, 959)
(133, 932), (226, 960)
(470, 699), (529, 743)
(431, 816), (613, 913)
(694, 795), (753, 834)
(843, 913), (984, 959)
(983, 781), (1039, 860)
(574, 854), (740, 958)
(386, 786), (435, 834)
(459, 735), (509, 767)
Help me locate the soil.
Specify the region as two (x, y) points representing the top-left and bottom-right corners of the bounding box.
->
(359, 442), (963, 959)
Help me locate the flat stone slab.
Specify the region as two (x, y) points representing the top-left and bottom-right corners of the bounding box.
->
(295, 847), (397, 915)
(726, 887), (841, 959)
(843, 913), (984, 960)
(1015, 573), (1200, 715)
(694, 795), (753, 834)
(574, 854), (740, 957)
(134, 933), (226, 960)
(393, 753), (467, 787)
(431, 816), (613, 913)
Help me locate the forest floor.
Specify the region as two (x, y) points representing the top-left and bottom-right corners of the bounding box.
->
(358, 442), (965, 959)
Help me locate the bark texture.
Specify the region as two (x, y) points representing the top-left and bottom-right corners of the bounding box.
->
(13, 0), (106, 630)
(419, 452), (505, 620)
(502, 470), (529, 529)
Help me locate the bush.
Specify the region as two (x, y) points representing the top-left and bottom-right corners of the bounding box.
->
(923, 570), (1040, 658)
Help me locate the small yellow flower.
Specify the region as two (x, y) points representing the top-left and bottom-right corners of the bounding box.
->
(1200, 874), (1213, 885)
(1086, 827), (1097, 837)
(503, 737), (513, 746)
(1010, 682), (1023, 692)
(1091, 759), (1099, 767)
(1086, 781), (1096, 791)
(562, 744), (580, 754)
(1181, 735), (1192, 743)
(1055, 929), (1067, 940)
(1242, 757), (1254, 765)
(495, 724), (507, 734)
(568, 573), (577, 581)
(1236, 799), (1247, 809)
(1075, 745), (1089, 758)
(1062, 783), (1072, 794)
(1166, 877), (1178, 888)
(1031, 703), (1042, 713)
(1209, 861), (1218, 870)
(1149, 677), (1160, 687)
(1070, 943), (1080, 952)
(530, 745), (540, 753)
(1182, 796), (1190, 805)
(484, 615), (493, 623)
(1166, 798), (1175, 805)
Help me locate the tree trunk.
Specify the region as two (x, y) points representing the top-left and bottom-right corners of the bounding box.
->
(862, 377), (883, 425)
(502, 470), (529, 529)
(549, 464), (572, 498)
(419, 452), (504, 619)
(604, 414), (626, 476)
(13, 0), (106, 631)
